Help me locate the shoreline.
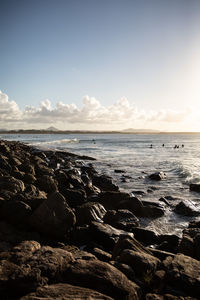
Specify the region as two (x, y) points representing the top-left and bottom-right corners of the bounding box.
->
(0, 139), (200, 299)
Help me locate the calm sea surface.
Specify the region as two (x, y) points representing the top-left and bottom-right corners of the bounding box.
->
(1, 133), (200, 236)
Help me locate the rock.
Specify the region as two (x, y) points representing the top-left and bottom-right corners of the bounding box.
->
(116, 249), (160, 278)
(177, 235), (194, 258)
(23, 173), (37, 184)
(0, 200), (32, 226)
(114, 169), (126, 173)
(20, 283), (114, 300)
(0, 259), (43, 298)
(98, 191), (144, 217)
(59, 187), (87, 207)
(132, 227), (159, 245)
(92, 174), (119, 192)
(0, 157), (12, 173)
(89, 247), (112, 262)
(141, 205), (164, 218)
(36, 175), (58, 193)
(188, 220), (200, 228)
(103, 209), (139, 230)
(18, 163), (35, 175)
(0, 176), (25, 193)
(157, 234), (180, 253)
(63, 259), (140, 300)
(148, 248), (175, 261)
(112, 235), (152, 260)
(90, 221), (133, 252)
(163, 254), (200, 297)
(76, 202), (106, 225)
(149, 172), (166, 180)
(174, 201), (200, 216)
(0, 221), (40, 245)
(190, 183), (200, 193)
(29, 191), (76, 240)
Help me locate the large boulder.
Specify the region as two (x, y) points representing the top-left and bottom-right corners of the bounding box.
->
(174, 201), (200, 216)
(116, 249), (160, 277)
(92, 174), (119, 192)
(98, 192), (144, 216)
(63, 258), (140, 300)
(163, 254), (200, 297)
(90, 221), (133, 251)
(103, 209), (139, 230)
(29, 191), (76, 239)
(76, 202), (106, 225)
(20, 283), (114, 300)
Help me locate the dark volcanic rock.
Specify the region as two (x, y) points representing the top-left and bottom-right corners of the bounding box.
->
(36, 175), (58, 193)
(190, 183), (200, 193)
(174, 201), (200, 216)
(76, 202), (106, 225)
(92, 174), (119, 191)
(0, 176), (25, 193)
(149, 172), (166, 180)
(103, 209), (139, 230)
(29, 191), (76, 240)
(90, 221), (133, 252)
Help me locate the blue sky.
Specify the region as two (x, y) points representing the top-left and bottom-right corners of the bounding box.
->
(1, 0), (200, 130)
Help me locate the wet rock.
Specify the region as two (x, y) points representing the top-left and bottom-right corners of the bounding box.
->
(188, 220), (200, 228)
(98, 191), (144, 216)
(63, 258), (140, 300)
(112, 235), (152, 260)
(20, 283), (114, 300)
(148, 248), (175, 261)
(149, 172), (166, 180)
(90, 221), (133, 252)
(163, 254), (200, 297)
(29, 191), (76, 240)
(23, 173), (37, 184)
(190, 183), (200, 193)
(141, 205), (165, 218)
(103, 209), (139, 230)
(76, 202), (106, 225)
(18, 163), (35, 175)
(114, 169), (126, 173)
(174, 201), (200, 216)
(92, 174), (119, 192)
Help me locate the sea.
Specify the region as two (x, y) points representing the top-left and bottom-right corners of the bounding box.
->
(1, 132), (200, 236)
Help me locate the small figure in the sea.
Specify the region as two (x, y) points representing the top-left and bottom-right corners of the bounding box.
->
(174, 145), (177, 149)
(162, 144), (164, 147)
(182, 144), (184, 148)
(92, 139), (96, 144)
(150, 144), (153, 148)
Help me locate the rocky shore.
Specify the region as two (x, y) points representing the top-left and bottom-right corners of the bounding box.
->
(0, 139), (200, 299)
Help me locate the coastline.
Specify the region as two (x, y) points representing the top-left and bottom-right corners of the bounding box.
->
(0, 138), (200, 299)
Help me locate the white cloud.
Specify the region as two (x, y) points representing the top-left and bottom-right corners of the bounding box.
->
(0, 90), (193, 130)
(0, 91), (22, 121)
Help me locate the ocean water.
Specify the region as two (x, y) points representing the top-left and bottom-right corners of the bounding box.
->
(1, 132), (200, 236)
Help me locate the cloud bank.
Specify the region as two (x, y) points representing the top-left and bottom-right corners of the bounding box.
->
(0, 90), (192, 130)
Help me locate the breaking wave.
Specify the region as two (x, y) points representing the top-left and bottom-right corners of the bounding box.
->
(31, 138), (79, 146)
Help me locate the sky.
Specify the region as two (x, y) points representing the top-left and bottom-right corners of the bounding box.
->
(1, 0), (200, 131)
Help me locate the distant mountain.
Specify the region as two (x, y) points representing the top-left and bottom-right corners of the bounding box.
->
(122, 128), (160, 133)
(46, 126), (59, 131)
